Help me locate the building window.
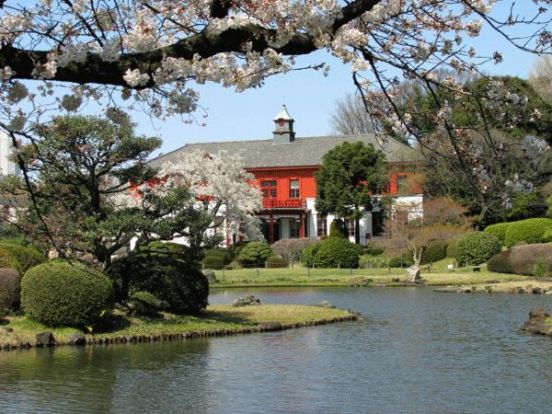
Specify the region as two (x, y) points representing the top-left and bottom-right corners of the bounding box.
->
(317, 215), (327, 237)
(397, 175), (408, 193)
(289, 179), (299, 198)
(261, 180), (277, 198)
(290, 219), (300, 238)
(344, 219), (355, 237)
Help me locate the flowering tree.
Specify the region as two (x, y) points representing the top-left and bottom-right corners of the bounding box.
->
(157, 150), (263, 243)
(0, 0), (549, 134)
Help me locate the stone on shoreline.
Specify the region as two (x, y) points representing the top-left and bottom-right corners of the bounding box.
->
(36, 332), (55, 347)
(232, 295), (261, 307)
(522, 308), (551, 336)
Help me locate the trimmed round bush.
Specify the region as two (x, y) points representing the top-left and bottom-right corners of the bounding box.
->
(421, 240), (448, 264)
(0, 242), (45, 275)
(237, 241), (272, 267)
(313, 238), (361, 268)
(300, 242), (322, 267)
(21, 262), (113, 327)
(108, 242), (208, 315)
(128, 291), (162, 317)
(266, 255), (287, 268)
(446, 240), (458, 258)
(0, 268), (21, 310)
(488, 244), (552, 276)
(484, 222), (511, 244)
(504, 218), (552, 247)
(388, 253), (414, 268)
(202, 255), (224, 270)
(455, 232), (502, 266)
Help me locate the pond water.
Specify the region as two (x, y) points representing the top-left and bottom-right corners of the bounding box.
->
(1, 288), (552, 413)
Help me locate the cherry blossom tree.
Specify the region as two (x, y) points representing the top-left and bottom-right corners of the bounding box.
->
(155, 150), (263, 243)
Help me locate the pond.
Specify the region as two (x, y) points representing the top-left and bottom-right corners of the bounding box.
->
(1, 288), (552, 413)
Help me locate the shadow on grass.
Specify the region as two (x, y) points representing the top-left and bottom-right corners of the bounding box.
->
(94, 314), (132, 333)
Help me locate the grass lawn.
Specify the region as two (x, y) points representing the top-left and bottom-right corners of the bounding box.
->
(0, 304), (357, 349)
(211, 259), (527, 288)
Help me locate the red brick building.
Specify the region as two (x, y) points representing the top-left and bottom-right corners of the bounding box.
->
(150, 106), (423, 245)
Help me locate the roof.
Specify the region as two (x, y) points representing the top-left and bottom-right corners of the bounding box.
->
(149, 134), (423, 170)
(273, 105), (293, 121)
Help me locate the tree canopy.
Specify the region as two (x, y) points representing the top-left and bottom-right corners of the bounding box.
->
(315, 141), (386, 243)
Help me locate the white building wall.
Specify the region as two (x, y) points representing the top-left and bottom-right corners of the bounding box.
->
(0, 131), (19, 176)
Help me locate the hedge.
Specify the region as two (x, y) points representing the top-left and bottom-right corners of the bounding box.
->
(446, 240), (458, 258)
(313, 238), (361, 268)
(300, 242), (322, 267)
(128, 291), (162, 317)
(488, 244), (552, 277)
(504, 218), (552, 247)
(455, 232), (501, 266)
(483, 222), (511, 244)
(237, 241), (272, 267)
(266, 255), (287, 268)
(21, 262), (113, 327)
(0, 268), (21, 311)
(202, 255), (225, 270)
(421, 240), (449, 264)
(388, 253), (414, 268)
(0, 242), (45, 275)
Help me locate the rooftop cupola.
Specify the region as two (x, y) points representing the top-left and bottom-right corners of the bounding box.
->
(273, 105), (295, 144)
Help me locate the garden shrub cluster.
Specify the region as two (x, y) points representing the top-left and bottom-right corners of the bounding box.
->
(421, 240), (449, 264)
(0, 242), (45, 275)
(0, 268), (21, 311)
(128, 291), (162, 317)
(388, 253), (414, 268)
(483, 222), (511, 244)
(108, 241), (208, 315)
(202, 255), (225, 270)
(266, 255), (287, 268)
(488, 244), (552, 277)
(237, 241), (272, 267)
(455, 232), (501, 266)
(21, 261), (113, 327)
(446, 241), (458, 258)
(300, 238), (361, 268)
(300, 242), (322, 267)
(363, 242), (385, 256)
(503, 218), (552, 247)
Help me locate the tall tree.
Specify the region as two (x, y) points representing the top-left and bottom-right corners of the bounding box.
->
(529, 56), (552, 105)
(315, 141), (386, 244)
(330, 94), (376, 136)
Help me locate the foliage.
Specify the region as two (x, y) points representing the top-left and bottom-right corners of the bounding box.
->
(484, 222), (512, 244)
(359, 254), (389, 269)
(421, 240), (449, 264)
(446, 241), (458, 258)
(271, 238), (317, 265)
(488, 244), (552, 276)
(455, 232), (502, 266)
(21, 261), (113, 327)
(422, 198), (469, 226)
(300, 242), (322, 267)
(0, 242), (45, 275)
(329, 219), (348, 239)
(315, 142), (387, 243)
(312, 238), (362, 268)
(504, 218), (552, 247)
(202, 255), (225, 270)
(0, 268), (21, 311)
(204, 248), (234, 265)
(388, 254), (415, 268)
(237, 241), (272, 267)
(363, 242), (385, 256)
(107, 241), (208, 315)
(266, 255), (288, 268)
(128, 291), (162, 317)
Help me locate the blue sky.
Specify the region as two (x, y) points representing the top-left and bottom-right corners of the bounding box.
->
(133, 6), (542, 157)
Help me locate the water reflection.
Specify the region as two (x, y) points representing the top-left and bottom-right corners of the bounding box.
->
(1, 288), (552, 413)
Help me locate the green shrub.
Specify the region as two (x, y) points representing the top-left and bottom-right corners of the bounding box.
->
(364, 242), (385, 256)
(237, 241), (272, 267)
(128, 291), (162, 317)
(226, 261), (242, 270)
(300, 242), (322, 267)
(329, 219), (348, 239)
(0, 268), (21, 311)
(204, 248), (233, 265)
(266, 255), (287, 268)
(313, 238), (361, 268)
(488, 244), (552, 276)
(0, 242), (45, 275)
(421, 240), (449, 264)
(21, 262), (113, 327)
(388, 253), (414, 268)
(484, 222), (511, 244)
(504, 218), (552, 247)
(202, 255), (224, 270)
(446, 240), (458, 258)
(455, 232), (501, 266)
(108, 241), (208, 315)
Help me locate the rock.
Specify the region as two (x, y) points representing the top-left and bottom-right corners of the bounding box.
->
(232, 295), (261, 307)
(36, 332), (55, 347)
(405, 265), (421, 283)
(545, 290), (552, 295)
(318, 301), (335, 309)
(257, 322), (282, 331)
(66, 333), (86, 346)
(203, 269), (217, 284)
(522, 308), (551, 335)
(532, 287), (543, 295)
